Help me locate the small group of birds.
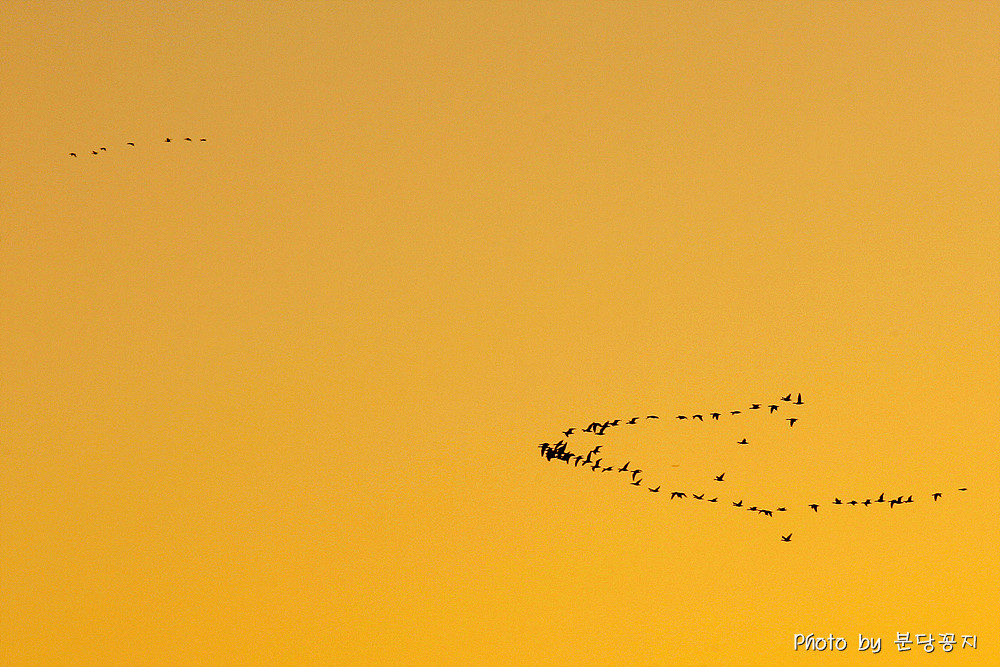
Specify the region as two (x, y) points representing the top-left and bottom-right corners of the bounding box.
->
(534, 392), (968, 542)
(69, 137), (206, 157)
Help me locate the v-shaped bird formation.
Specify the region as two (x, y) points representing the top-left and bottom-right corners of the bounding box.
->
(534, 392), (968, 542)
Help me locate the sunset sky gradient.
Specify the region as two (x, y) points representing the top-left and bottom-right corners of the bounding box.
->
(2, 2), (998, 665)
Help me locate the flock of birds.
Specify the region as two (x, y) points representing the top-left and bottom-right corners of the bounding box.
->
(68, 137), (206, 157)
(535, 392), (968, 542)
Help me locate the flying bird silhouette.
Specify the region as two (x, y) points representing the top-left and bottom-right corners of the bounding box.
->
(714, 473), (725, 482)
(692, 493), (704, 500)
(127, 142), (134, 146)
(781, 394), (792, 401)
(932, 492), (942, 501)
(710, 413), (721, 420)
(781, 534), (792, 542)
(731, 410), (741, 415)
(786, 418), (797, 426)
(670, 491), (686, 499)
(649, 486), (660, 493)
(69, 153), (76, 157)
(750, 404), (761, 410)
(808, 504), (819, 512)
(563, 428), (574, 437)
(794, 393), (803, 404)
(732, 500), (743, 507)
(692, 414), (703, 421)
(737, 438), (748, 445)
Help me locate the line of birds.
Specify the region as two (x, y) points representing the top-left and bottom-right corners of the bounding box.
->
(563, 392), (804, 445)
(535, 392), (968, 541)
(69, 137), (206, 157)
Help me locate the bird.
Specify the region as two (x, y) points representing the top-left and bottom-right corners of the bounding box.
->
(609, 419), (621, 426)
(786, 418), (797, 427)
(692, 414), (703, 421)
(876, 493), (885, 503)
(958, 488), (968, 491)
(646, 415), (659, 419)
(185, 137), (192, 141)
(69, 153), (76, 157)
(732, 500), (743, 507)
(768, 404), (779, 413)
(602, 466), (613, 472)
(848, 500), (858, 506)
(808, 504), (819, 512)
(563, 428), (574, 437)
(649, 486), (660, 493)
(618, 461), (630, 472)
(631, 479), (642, 486)
(692, 493), (704, 500)
(781, 394), (792, 401)
(889, 498), (900, 508)
(670, 491), (686, 499)
(776, 507), (786, 512)
(750, 403), (761, 410)
(99, 147), (106, 151)
(165, 138), (171, 142)
(677, 415), (687, 420)
(730, 410), (741, 415)
(714, 473), (725, 482)
(833, 498), (842, 505)
(710, 413), (721, 420)
(737, 438), (749, 445)
(91, 150), (98, 155)
(794, 393), (803, 405)
(626, 417), (639, 424)
(707, 497), (718, 502)
(781, 534), (792, 542)
(127, 142), (134, 146)
(200, 138), (206, 141)
(932, 492), (942, 501)
(862, 499), (872, 506)
(631, 470), (643, 480)
(591, 446), (602, 454)
(759, 509), (773, 517)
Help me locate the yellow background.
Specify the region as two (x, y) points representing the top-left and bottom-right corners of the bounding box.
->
(2, 2), (997, 665)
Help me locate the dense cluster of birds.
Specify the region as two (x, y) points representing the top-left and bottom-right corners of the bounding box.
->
(535, 392), (968, 542)
(68, 137), (206, 157)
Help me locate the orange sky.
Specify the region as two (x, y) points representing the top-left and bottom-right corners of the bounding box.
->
(2, 2), (998, 665)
